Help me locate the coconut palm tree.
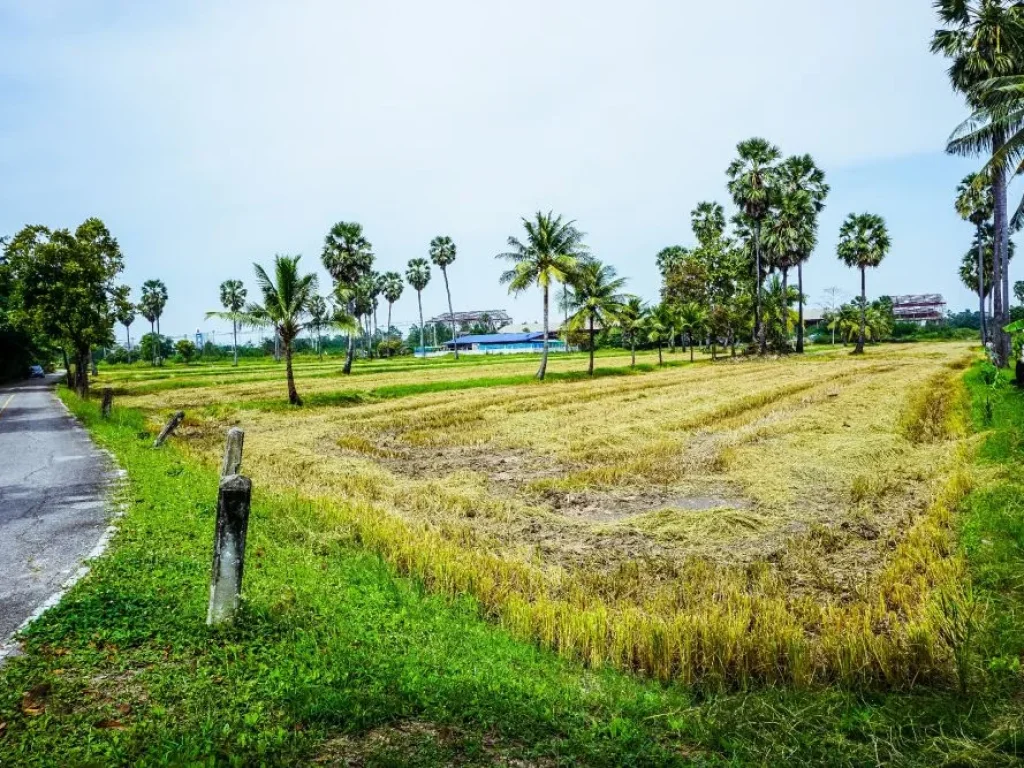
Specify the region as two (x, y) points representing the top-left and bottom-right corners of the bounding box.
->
(566, 260), (628, 375)
(837, 213), (891, 354)
(429, 235), (460, 360)
(405, 258), (431, 357)
(236, 255), (317, 405)
(777, 155), (828, 352)
(727, 138), (781, 354)
(380, 271), (404, 354)
(306, 294), (329, 360)
(956, 173), (996, 341)
(619, 296), (646, 367)
(210, 279), (247, 366)
(677, 302), (708, 362)
(645, 303), (674, 366)
(497, 211), (588, 380)
(960, 224), (1016, 318)
(113, 285), (135, 357)
(935, 0), (1024, 365)
(322, 221), (374, 374)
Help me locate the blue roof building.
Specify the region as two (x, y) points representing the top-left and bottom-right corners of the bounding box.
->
(442, 331), (566, 354)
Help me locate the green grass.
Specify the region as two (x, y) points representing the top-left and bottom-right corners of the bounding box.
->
(1, 362), (1023, 765)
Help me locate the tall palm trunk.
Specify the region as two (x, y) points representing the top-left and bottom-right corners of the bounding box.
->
(993, 130), (1009, 365)
(364, 315), (372, 360)
(690, 335), (695, 362)
(755, 221), (766, 355)
(657, 341), (663, 366)
(417, 290), (425, 359)
(587, 314), (595, 376)
(124, 325), (130, 353)
(796, 262), (805, 353)
(284, 338), (301, 406)
(977, 223), (987, 343)
(442, 267), (459, 361)
(150, 320), (156, 365)
(854, 265), (866, 355)
(781, 266), (790, 346)
(631, 336), (636, 367)
(232, 320), (239, 366)
(537, 285), (550, 380)
(386, 302), (394, 357)
(343, 300), (356, 374)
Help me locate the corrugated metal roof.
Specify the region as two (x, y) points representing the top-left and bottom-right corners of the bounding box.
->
(450, 332), (547, 344)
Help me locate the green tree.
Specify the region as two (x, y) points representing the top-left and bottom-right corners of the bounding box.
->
(405, 258), (431, 357)
(727, 137), (781, 354)
(140, 278), (168, 343)
(237, 255), (317, 405)
(497, 212), (588, 380)
(619, 296), (646, 367)
(113, 285), (135, 355)
(429, 235), (460, 360)
(956, 173), (996, 342)
(4, 219), (123, 394)
(935, 0), (1024, 365)
(322, 221), (374, 374)
(645, 303), (674, 366)
(566, 260), (628, 375)
(380, 272), (404, 355)
(677, 302), (708, 362)
(175, 338), (197, 364)
(307, 294), (329, 360)
(837, 213), (891, 355)
(211, 279), (247, 366)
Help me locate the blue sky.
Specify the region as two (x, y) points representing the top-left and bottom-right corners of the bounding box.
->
(0, 0), (1012, 340)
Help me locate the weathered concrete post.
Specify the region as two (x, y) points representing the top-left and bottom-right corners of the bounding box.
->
(153, 411), (185, 447)
(207, 474), (252, 625)
(221, 428), (245, 476)
(101, 387), (114, 419)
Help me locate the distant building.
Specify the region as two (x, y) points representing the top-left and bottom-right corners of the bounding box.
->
(427, 310), (512, 333)
(442, 331), (566, 354)
(802, 308), (826, 328)
(891, 294), (946, 324)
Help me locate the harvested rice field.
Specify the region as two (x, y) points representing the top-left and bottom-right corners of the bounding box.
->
(107, 342), (978, 687)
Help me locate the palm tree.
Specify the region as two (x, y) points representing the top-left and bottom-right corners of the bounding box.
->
(935, 0), (1024, 365)
(405, 258), (431, 357)
(211, 279), (247, 366)
(381, 271), (404, 355)
(429, 235), (460, 360)
(322, 221), (374, 374)
(619, 296), (646, 367)
(566, 260), (628, 375)
(763, 189), (817, 351)
(307, 294), (329, 360)
(140, 279), (168, 363)
(691, 201), (727, 244)
(777, 155), (828, 352)
(236, 255), (317, 405)
(727, 138), (781, 354)
(645, 303), (673, 366)
(677, 302), (708, 362)
(959, 224), (1016, 320)
(956, 173), (996, 341)
(113, 285), (135, 356)
(837, 214), (891, 354)
(497, 211), (588, 380)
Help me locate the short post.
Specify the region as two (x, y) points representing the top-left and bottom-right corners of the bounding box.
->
(153, 410), (185, 447)
(101, 387), (114, 419)
(207, 474), (252, 625)
(221, 428), (245, 476)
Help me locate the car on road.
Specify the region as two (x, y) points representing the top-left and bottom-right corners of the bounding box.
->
(28, 365), (45, 379)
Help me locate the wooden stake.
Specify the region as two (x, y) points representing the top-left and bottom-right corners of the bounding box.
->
(221, 427), (245, 476)
(101, 387), (114, 419)
(206, 474), (252, 625)
(153, 410), (185, 447)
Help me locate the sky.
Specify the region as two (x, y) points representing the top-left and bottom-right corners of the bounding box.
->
(0, 0), (1014, 342)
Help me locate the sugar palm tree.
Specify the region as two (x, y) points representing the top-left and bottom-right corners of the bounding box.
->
(237, 255), (317, 405)
(306, 294), (329, 360)
(935, 0), (1024, 365)
(691, 201), (727, 244)
(566, 260), (628, 375)
(837, 213), (891, 355)
(956, 173), (997, 341)
(381, 271), (404, 355)
(405, 258), (431, 357)
(429, 235), (460, 360)
(322, 221), (374, 374)
(208, 279), (247, 366)
(777, 155), (828, 352)
(727, 138), (781, 354)
(677, 302), (708, 362)
(140, 279), (168, 363)
(619, 296), (646, 367)
(497, 211), (588, 380)
(113, 285), (135, 356)
(763, 189), (817, 350)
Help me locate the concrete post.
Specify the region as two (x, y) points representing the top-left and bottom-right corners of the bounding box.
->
(206, 474), (252, 625)
(101, 388), (114, 419)
(153, 411), (185, 447)
(221, 428), (245, 476)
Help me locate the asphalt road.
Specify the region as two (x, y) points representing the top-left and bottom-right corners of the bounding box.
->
(0, 375), (111, 644)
